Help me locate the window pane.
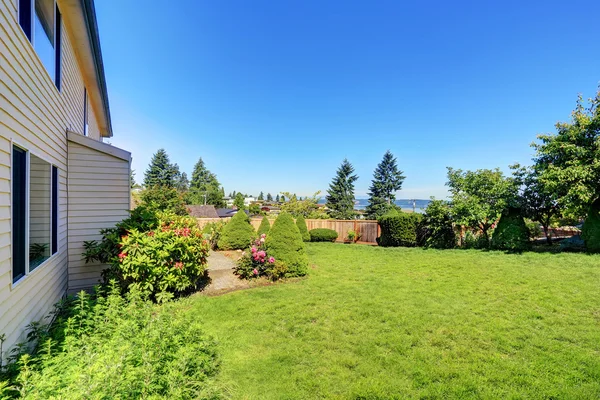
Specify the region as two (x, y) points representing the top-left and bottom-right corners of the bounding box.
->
(34, 0), (55, 79)
(51, 166), (58, 254)
(30, 154), (51, 271)
(12, 146), (27, 283)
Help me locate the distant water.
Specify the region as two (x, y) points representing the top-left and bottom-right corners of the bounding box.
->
(318, 198), (430, 213)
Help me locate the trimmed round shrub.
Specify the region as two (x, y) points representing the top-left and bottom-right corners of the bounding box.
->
(265, 212), (308, 277)
(377, 211), (423, 247)
(295, 215), (311, 242)
(217, 211), (255, 250)
(582, 198), (600, 253)
(491, 207), (530, 252)
(309, 228), (338, 242)
(257, 216), (271, 237)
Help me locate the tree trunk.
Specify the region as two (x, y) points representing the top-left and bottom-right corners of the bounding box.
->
(543, 224), (552, 245)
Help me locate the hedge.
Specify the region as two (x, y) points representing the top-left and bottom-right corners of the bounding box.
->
(491, 207), (530, 252)
(217, 211), (255, 250)
(309, 228), (339, 242)
(582, 198), (600, 253)
(377, 211), (423, 247)
(265, 212), (308, 277)
(295, 215), (311, 242)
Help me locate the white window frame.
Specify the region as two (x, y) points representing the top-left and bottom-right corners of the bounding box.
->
(11, 141), (60, 288)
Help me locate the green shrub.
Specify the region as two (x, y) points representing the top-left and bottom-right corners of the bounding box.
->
(234, 235), (286, 280)
(217, 211), (255, 250)
(463, 231), (489, 249)
(0, 287), (222, 399)
(422, 200), (456, 249)
(525, 219), (543, 241)
(202, 220), (227, 250)
(265, 213), (308, 277)
(491, 207), (531, 252)
(295, 215), (310, 242)
(582, 198), (600, 253)
(257, 216), (271, 236)
(140, 185), (187, 215)
(377, 211), (423, 247)
(309, 228), (338, 242)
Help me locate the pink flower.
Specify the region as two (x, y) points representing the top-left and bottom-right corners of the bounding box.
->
(118, 252), (127, 262)
(174, 261), (184, 270)
(269, 257), (275, 263)
(251, 246), (257, 253)
(260, 237), (265, 243)
(253, 268), (258, 275)
(261, 234), (266, 239)
(258, 251), (266, 258)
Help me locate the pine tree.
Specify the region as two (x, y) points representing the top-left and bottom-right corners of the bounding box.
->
(267, 193), (273, 202)
(258, 191), (264, 201)
(188, 157), (225, 207)
(281, 195), (286, 202)
(365, 151), (405, 219)
(326, 158), (358, 220)
(144, 149), (178, 188)
(276, 194), (280, 202)
(175, 171), (189, 192)
(234, 192), (245, 209)
(130, 169), (136, 188)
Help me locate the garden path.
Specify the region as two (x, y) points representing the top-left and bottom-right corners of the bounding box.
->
(204, 251), (250, 294)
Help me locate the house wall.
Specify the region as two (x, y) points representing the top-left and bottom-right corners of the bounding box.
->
(67, 136), (130, 291)
(0, 0), (104, 353)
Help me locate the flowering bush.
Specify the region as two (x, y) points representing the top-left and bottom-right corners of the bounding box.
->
(234, 234), (287, 280)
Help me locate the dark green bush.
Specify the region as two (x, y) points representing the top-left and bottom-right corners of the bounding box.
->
(217, 211), (255, 250)
(491, 207), (530, 252)
(309, 228), (339, 242)
(257, 216), (271, 237)
(0, 287), (222, 399)
(422, 200), (456, 249)
(377, 211), (423, 247)
(265, 213), (308, 277)
(582, 198), (600, 253)
(295, 215), (310, 242)
(140, 185), (187, 215)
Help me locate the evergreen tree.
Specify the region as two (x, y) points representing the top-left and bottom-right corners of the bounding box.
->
(295, 215), (311, 242)
(188, 157), (225, 207)
(276, 194), (280, 202)
(365, 151), (405, 219)
(175, 171), (189, 192)
(281, 195), (286, 202)
(266, 193), (273, 202)
(257, 216), (271, 236)
(258, 191), (264, 201)
(326, 158), (358, 220)
(144, 149), (178, 188)
(234, 192), (245, 209)
(130, 169), (136, 188)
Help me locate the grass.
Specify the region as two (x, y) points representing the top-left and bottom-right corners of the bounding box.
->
(190, 243), (600, 399)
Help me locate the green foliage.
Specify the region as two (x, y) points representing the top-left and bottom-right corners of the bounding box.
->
(201, 220), (227, 250)
(266, 193), (273, 202)
(188, 158), (225, 208)
(248, 203), (262, 216)
(582, 198), (600, 253)
(532, 89), (600, 218)
(295, 215), (310, 242)
(346, 230), (359, 243)
(0, 287), (222, 399)
(144, 148), (179, 188)
(257, 216), (271, 236)
(233, 193), (245, 210)
(217, 211), (255, 250)
(258, 192), (264, 201)
(491, 207), (531, 252)
(139, 185), (188, 215)
(525, 220), (542, 240)
(365, 151), (405, 219)
(280, 192), (329, 219)
(309, 228), (339, 242)
(422, 199), (456, 249)
(377, 210), (423, 247)
(447, 167), (518, 240)
(275, 194), (280, 202)
(234, 235), (286, 280)
(265, 213), (308, 277)
(326, 159), (358, 220)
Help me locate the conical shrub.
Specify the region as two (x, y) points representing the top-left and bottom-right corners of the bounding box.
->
(257, 216), (271, 237)
(491, 207), (530, 252)
(217, 211), (255, 250)
(295, 215), (310, 242)
(265, 212), (308, 277)
(582, 198), (600, 253)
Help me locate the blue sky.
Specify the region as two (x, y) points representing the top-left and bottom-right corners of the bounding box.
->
(97, 0), (600, 199)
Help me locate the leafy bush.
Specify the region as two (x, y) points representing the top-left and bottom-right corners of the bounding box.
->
(257, 216), (271, 237)
(265, 213), (308, 277)
(491, 207), (531, 252)
(463, 231), (490, 249)
(295, 215), (310, 242)
(377, 211), (423, 247)
(0, 287), (222, 399)
(202, 220), (227, 250)
(83, 210), (209, 301)
(582, 198), (600, 253)
(234, 234), (287, 280)
(346, 229), (360, 243)
(525, 219), (543, 240)
(559, 235), (586, 252)
(217, 211), (255, 250)
(140, 185), (187, 215)
(309, 228), (338, 242)
(421, 200), (456, 249)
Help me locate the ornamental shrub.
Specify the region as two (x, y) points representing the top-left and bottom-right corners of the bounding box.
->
(377, 211), (423, 247)
(295, 215), (311, 242)
(257, 216), (271, 236)
(201, 220), (227, 250)
(421, 200), (456, 249)
(491, 207), (531, 252)
(217, 211), (255, 250)
(582, 198), (600, 253)
(309, 228), (338, 242)
(265, 212), (308, 277)
(0, 286), (222, 399)
(234, 234), (287, 280)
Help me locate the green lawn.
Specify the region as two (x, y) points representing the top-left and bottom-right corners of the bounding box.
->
(190, 243), (600, 399)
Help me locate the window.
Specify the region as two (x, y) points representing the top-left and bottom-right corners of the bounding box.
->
(18, 0), (62, 88)
(83, 88), (89, 136)
(12, 145), (59, 284)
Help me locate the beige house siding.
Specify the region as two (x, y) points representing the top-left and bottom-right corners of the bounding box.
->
(0, 0), (111, 352)
(67, 134), (131, 291)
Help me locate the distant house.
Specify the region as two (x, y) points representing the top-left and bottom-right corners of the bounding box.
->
(216, 208), (250, 218)
(187, 205), (219, 218)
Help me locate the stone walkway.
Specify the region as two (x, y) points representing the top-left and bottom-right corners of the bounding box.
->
(203, 251), (250, 295)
